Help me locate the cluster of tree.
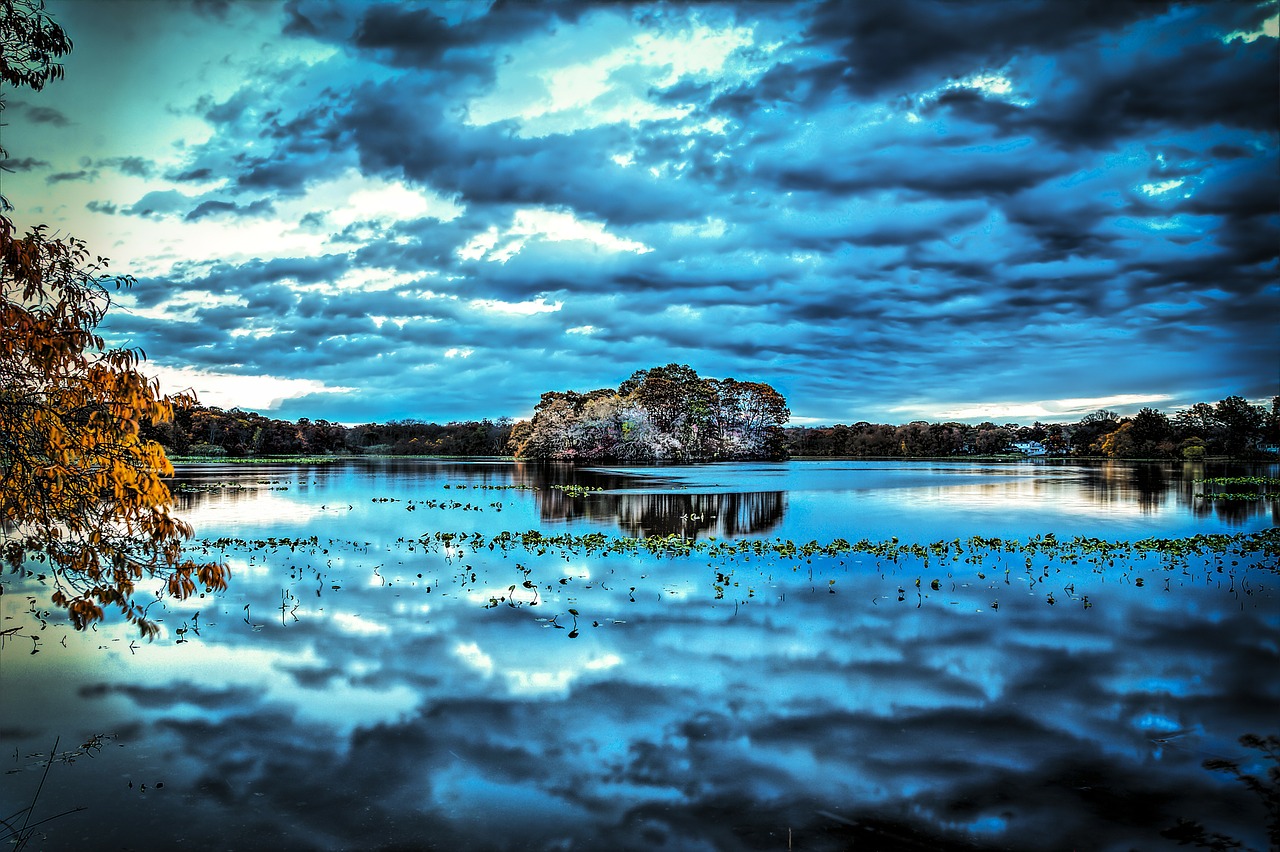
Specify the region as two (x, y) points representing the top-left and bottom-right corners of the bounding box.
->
(139, 405), (515, 458)
(784, 396), (1279, 459)
(142, 393), (1276, 462)
(508, 364), (790, 461)
(2, 0), (226, 637)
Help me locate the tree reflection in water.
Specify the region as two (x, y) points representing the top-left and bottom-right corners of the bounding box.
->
(1071, 459), (1277, 525)
(501, 462), (787, 537)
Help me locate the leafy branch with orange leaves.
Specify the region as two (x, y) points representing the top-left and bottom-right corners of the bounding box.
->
(1, 216), (229, 637)
(1, 0), (226, 638)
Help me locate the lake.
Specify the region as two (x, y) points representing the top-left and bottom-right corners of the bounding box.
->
(2, 458), (1277, 850)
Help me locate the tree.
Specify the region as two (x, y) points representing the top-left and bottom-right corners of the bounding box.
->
(1099, 421), (1136, 458)
(974, 424), (1013, 455)
(1173, 402), (1220, 446)
(1267, 397), (1280, 450)
(1128, 407), (1173, 457)
(1, 1), (226, 636)
(512, 366), (790, 461)
(1213, 395), (1265, 456)
(1, 220), (229, 636)
(1, 0), (72, 210)
(1071, 409), (1121, 455)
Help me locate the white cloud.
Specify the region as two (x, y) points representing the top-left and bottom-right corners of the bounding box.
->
(326, 175), (464, 228)
(458, 207), (651, 263)
(454, 641), (494, 677)
(54, 170), (461, 279)
(469, 297), (563, 315)
(584, 653), (623, 671)
(1140, 178), (1186, 196)
(1223, 14), (1279, 43)
(891, 394), (1175, 422)
(466, 11), (764, 137)
(144, 364), (356, 411)
(331, 613), (390, 636)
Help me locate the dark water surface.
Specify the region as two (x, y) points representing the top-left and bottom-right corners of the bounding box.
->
(2, 459), (1277, 850)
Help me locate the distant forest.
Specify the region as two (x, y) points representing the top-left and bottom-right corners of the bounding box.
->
(143, 391), (1279, 461)
(785, 395), (1278, 460)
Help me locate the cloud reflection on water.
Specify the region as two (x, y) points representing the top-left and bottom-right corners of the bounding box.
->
(1, 459), (1276, 850)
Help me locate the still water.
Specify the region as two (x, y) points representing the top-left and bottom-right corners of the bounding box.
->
(2, 459), (1277, 850)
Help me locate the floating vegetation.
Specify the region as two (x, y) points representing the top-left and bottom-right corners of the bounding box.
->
(370, 497), (489, 511)
(445, 483), (536, 491)
(169, 523), (1277, 647)
(172, 479), (292, 493)
(1194, 476), (1278, 501)
(191, 528), (1278, 573)
(407, 527), (1280, 569)
(1195, 493), (1280, 502)
(172, 482), (251, 493)
(548, 484), (604, 498)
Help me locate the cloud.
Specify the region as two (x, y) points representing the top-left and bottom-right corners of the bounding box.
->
(124, 189), (195, 217)
(891, 394), (1176, 423)
(184, 198), (277, 221)
(11, 0), (1278, 425)
(457, 207), (652, 263)
(46, 169), (97, 184)
(143, 363), (357, 411)
(9, 101), (72, 126)
(0, 156), (49, 171)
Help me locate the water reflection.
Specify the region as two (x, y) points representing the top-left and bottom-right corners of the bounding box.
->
(166, 458), (1280, 539)
(537, 490), (785, 538)
(1070, 459), (1279, 526)
(2, 459), (1276, 851)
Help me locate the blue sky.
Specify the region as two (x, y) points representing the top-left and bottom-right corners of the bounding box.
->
(4, 0), (1277, 425)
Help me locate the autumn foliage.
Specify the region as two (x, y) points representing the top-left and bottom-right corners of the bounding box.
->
(1, 1), (225, 636)
(0, 217), (229, 636)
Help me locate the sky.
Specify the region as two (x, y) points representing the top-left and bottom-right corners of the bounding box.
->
(3, 0), (1278, 426)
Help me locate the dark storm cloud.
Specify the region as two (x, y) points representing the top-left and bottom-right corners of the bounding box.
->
(353, 4), (487, 65)
(805, 0), (1174, 99)
(95, 155), (155, 177)
(184, 197), (276, 220)
(45, 169), (96, 184)
(927, 34), (1279, 150)
(166, 165), (214, 182)
(0, 156), (49, 171)
(341, 88), (688, 226)
(79, 681), (260, 710)
(350, 0), (607, 70)
(8, 100), (72, 126)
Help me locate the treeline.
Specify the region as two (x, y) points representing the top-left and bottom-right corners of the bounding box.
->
(784, 395), (1279, 459)
(509, 364), (790, 462)
(141, 405), (513, 458)
(142, 391), (1276, 462)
